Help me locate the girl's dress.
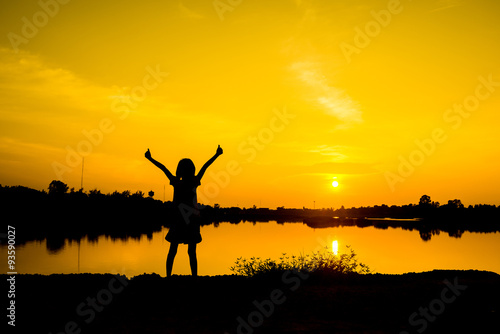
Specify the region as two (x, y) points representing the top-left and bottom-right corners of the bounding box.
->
(165, 176), (202, 244)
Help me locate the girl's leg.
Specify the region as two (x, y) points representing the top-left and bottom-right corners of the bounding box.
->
(187, 243), (198, 277)
(166, 243), (178, 277)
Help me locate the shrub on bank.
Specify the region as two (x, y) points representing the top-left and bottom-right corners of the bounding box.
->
(230, 246), (370, 277)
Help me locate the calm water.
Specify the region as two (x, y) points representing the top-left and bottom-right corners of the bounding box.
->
(3, 221), (500, 277)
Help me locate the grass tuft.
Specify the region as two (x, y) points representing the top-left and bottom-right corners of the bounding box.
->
(230, 245), (370, 277)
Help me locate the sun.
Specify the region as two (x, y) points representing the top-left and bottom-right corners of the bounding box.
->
(332, 176), (339, 188)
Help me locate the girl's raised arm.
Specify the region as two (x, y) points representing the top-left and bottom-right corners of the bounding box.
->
(145, 149), (175, 182)
(197, 145), (223, 181)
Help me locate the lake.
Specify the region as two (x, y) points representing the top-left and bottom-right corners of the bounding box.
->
(3, 221), (500, 277)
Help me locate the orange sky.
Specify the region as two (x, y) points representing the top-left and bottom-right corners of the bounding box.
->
(1, 0), (500, 208)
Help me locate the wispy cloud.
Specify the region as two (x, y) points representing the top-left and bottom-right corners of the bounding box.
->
(267, 161), (377, 182)
(178, 2), (204, 19)
(309, 144), (347, 160)
(0, 137), (64, 158)
(0, 47), (112, 113)
(291, 61), (363, 128)
(302, 161), (376, 175)
(293, 0), (303, 7)
(429, 0), (465, 13)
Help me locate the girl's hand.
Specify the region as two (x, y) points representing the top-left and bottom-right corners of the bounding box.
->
(216, 145), (223, 156)
(145, 149), (152, 160)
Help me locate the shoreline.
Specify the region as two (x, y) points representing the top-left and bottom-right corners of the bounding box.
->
(2, 184), (500, 250)
(4, 270), (499, 333)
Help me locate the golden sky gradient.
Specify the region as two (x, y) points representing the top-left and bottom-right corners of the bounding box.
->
(1, 0), (499, 208)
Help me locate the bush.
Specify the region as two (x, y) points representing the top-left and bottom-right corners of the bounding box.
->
(230, 246), (370, 277)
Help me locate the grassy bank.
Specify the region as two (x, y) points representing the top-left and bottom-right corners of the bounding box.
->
(4, 270), (499, 333)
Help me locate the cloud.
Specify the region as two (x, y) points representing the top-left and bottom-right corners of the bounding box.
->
(308, 144), (347, 160)
(303, 161), (376, 175)
(0, 136), (63, 160)
(293, 0), (303, 7)
(178, 2), (204, 19)
(0, 47), (113, 113)
(266, 161), (378, 184)
(429, 0), (465, 13)
(291, 61), (363, 127)
(0, 47), (124, 155)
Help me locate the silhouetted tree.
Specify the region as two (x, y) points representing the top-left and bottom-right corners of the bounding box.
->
(447, 199), (464, 209)
(48, 180), (68, 195)
(131, 190), (144, 199)
(419, 195), (431, 206)
(88, 189), (102, 197)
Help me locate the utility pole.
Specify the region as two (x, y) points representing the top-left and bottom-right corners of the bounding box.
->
(80, 158), (84, 190)
(77, 239), (80, 273)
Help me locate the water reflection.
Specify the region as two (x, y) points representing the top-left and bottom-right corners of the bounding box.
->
(42, 229), (157, 254)
(303, 217), (472, 241)
(332, 240), (339, 255)
(2, 221), (500, 277)
(13, 217), (492, 257)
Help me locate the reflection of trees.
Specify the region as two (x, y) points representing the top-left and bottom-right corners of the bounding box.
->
(419, 230), (432, 241)
(448, 229), (464, 238)
(3, 183), (500, 249)
(46, 236), (66, 254)
(374, 222), (388, 230)
(418, 228), (441, 241)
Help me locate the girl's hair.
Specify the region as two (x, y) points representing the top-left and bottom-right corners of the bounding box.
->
(176, 158), (196, 180)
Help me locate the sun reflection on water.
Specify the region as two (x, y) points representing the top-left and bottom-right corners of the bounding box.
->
(332, 240), (339, 255)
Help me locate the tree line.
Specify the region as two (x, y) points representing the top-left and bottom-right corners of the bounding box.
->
(2, 181), (499, 221)
(1, 181), (499, 250)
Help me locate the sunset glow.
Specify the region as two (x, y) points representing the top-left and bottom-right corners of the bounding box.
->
(1, 0), (499, 208)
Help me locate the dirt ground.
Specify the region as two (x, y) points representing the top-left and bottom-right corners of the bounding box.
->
(5, 270), (500, 333)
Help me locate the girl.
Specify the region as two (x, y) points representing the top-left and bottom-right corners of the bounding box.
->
(145, 145), (223, 277)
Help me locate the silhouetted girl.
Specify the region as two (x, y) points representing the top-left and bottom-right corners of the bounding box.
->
(145, 146), (223, 277)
